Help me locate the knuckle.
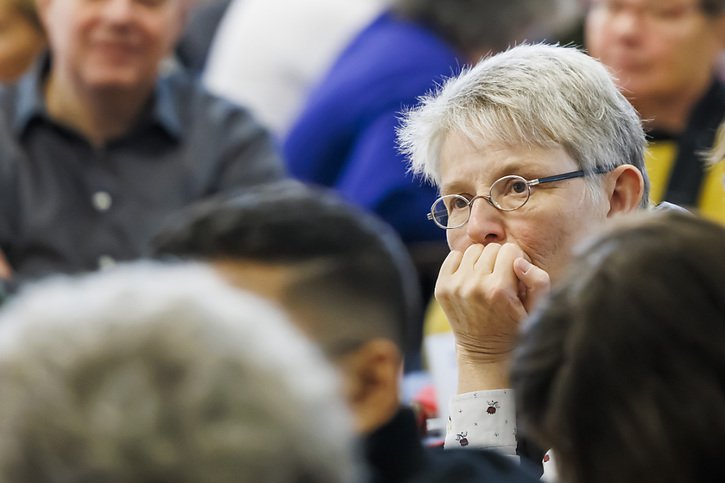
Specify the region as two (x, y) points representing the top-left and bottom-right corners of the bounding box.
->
(458, 283), (478, 300)
(487, 284), (515, 303)
(434, 285), (452, 301)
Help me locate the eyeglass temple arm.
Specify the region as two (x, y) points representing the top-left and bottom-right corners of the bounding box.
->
(533, 166), (611, 186)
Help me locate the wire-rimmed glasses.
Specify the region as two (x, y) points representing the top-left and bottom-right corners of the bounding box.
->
(428, 168), (608, 229)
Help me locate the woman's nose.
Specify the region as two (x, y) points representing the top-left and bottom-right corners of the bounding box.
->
(465, 197), (506, 245)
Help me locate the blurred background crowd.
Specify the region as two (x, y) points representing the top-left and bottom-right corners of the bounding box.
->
(0, 0), (722, 481)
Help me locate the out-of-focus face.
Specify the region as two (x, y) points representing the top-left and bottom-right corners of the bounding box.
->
(212, 259), (354, 360)
(439, 132), (609, 283)
(37, 0), (186, 93)
(211, 259), (385, 434)
(0, 0), (45, 82)
(585, 0), (725, 106)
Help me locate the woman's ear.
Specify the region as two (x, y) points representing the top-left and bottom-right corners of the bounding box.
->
(606, 164), (645, 217)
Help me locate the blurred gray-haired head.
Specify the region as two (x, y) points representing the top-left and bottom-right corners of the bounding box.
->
(391, 0), (583, 55)
(0, 262), (360, 483)
(398, 43), (650, 208)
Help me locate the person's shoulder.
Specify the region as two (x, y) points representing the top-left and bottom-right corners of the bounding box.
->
(155, 67), (283, 183)
(306, 13), (460, 116)
(323, 11), (456, 80)
(160, 68), (262, 129)
(421, 446), (541, 483)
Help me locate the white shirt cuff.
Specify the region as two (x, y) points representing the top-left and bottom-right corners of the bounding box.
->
(445, 388), (517, 455)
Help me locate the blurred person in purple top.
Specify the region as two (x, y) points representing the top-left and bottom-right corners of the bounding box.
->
(283, 0), (576, 246)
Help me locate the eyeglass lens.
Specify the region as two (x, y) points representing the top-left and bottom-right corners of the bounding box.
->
(490, 176), (530, 210)
(431, 175), (533, 228)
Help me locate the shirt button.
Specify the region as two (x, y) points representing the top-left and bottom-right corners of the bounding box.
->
(92, 191), (112, 212)
(98, 255), (116, 270)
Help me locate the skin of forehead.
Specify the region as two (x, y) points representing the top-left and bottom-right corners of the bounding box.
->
(438, 141), (578, 197)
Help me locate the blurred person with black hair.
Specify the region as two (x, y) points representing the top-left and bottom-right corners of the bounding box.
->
(513, 210), (725, 483)
(154, 180), (542, 483)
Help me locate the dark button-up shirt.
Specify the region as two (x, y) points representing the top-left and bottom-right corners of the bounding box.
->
(0, 62), (285, 284)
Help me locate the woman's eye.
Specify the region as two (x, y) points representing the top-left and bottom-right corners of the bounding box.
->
(451, 197), (469, 210)
(511, 181), (527, 194)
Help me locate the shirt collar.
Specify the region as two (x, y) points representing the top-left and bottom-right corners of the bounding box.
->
(12, 55), (50, 137)
(11, 54), (184, 141)
(150, 70), (183, 140)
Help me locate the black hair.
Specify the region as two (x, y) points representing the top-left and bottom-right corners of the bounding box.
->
(153, 180), (421, 356)
(701, 0), (724, 15)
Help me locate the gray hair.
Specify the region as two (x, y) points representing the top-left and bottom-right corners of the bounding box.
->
(0, 262), (360, 483)
(391, 0), (582, 54)
(398, 43), (650, 208)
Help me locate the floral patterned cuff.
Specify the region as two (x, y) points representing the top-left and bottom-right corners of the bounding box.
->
(444, 388), (517, 455)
